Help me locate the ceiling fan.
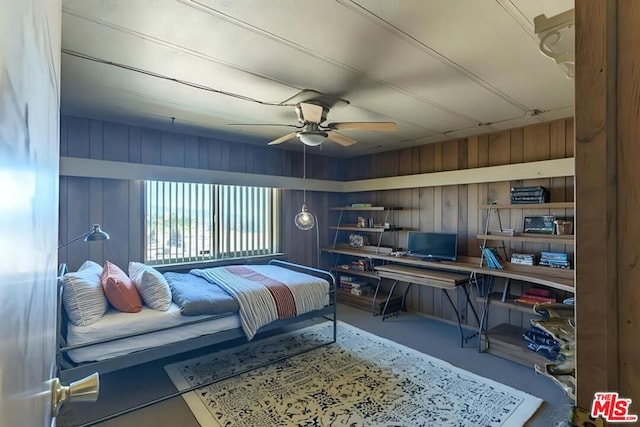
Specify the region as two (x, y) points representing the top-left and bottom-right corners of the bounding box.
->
(232, 101), (397, 147)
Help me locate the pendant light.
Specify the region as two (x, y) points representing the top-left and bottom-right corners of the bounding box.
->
(294, 145), (316, 230)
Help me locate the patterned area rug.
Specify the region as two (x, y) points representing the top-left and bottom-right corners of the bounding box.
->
(164, 321), (541, 426)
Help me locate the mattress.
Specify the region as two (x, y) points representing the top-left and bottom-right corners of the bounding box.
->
(65, 303), (241, 363)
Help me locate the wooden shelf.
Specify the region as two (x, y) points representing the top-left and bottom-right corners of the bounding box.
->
(481, 323), (549, 367)
(330, 225), (403, 232)
(476, 293), (539, 314)
(330, 206), (403, 211)
(336, 288), (402, 316)
(331, 268), (380, 280)
(477, 233), (574, 245)
(479, 202), (574, 209)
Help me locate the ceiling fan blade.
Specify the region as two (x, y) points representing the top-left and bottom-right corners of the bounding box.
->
(268, 132), (298, 145)
(327, 122), (397, 132)
(299, 102), (324, 124)
(327, 130), (357, 147)
(228, 123), (300, 128)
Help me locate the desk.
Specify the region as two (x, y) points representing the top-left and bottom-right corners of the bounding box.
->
(374, 265), (480, 347)
(324, 246), (574, 292)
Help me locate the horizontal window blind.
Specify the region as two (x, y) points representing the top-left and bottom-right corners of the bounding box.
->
(144, 181), (279, 265)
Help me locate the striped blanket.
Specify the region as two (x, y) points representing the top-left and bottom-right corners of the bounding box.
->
(191, 265), (329, 340)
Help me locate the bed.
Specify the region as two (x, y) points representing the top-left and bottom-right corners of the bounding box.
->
(56, 259), (337, 383)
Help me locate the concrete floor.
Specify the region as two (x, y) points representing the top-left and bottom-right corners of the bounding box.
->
(58, 303), (572, 426)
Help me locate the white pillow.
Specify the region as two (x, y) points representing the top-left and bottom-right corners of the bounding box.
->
(128, 262), (172, 311)
(79, 260), (102, 272)
(62, 262), (108, 326)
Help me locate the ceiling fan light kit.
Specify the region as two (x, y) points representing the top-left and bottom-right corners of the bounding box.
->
(297, 131), (327, 147)
(234, 94), (397, 148)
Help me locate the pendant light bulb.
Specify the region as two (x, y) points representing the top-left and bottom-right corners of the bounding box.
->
(295, 203), (315, 230)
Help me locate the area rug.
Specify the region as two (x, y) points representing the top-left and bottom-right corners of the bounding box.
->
(164, 321), (542, 426)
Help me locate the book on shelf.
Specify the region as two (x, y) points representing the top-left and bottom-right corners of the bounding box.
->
(510, 253), (537, 265)
(482, 247), (503, 269)
(527, 287), (551, 297)
(340, 279), (369, 290)
(515, 294), (557, 305)
(510, 186), (549, 204)
(489, 229), (515, 236)
(539, 252), (571, 269)
(511, 185), (548, 193)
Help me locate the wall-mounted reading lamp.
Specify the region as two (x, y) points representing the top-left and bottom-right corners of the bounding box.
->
(58, 224), (110, 249)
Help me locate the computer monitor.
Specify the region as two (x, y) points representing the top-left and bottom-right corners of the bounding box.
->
(406, 231), (458, 262)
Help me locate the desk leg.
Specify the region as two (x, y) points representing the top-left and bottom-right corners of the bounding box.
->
(442, 289), (465, 347)
(462, 283), (481, 327)
(381, 280), (399, 321)
(371, 277), (383, 317)
(401, 282), (412, 311)
(478, 275), (494, 352)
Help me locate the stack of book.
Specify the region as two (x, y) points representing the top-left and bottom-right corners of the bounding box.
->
(510, 186), (549, 204)
(515, 287), (557, 305)
(339, 276), (371, 295)
(511, 253), (537, 265)
(482, 247), (503, 269)
(539, 252), (571, 269)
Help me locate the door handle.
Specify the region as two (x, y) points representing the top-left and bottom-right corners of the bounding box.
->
(50, 373), (99, 416)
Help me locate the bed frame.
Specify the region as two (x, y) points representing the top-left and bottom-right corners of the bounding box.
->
(56, 260), (337, 383)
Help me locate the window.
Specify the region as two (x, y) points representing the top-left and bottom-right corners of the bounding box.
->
(144, 181), (280, 265)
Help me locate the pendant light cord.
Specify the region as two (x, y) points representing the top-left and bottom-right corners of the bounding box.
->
(302, 144), (307, 204)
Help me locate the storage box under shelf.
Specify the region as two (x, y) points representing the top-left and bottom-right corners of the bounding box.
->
(481, 323), (550, 367)
(336, 288), (403, 316)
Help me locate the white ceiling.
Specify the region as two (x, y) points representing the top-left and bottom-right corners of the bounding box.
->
(61, 0), (574, 158)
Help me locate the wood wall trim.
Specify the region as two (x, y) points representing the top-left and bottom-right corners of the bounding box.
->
(575, 0), (620, 409)
(59, 156), (344, 192)
(60, 156), (574, 193)
(343, 158), (573, 192)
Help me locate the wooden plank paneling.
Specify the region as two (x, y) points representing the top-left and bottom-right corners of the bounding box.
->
(523, 123), (550, 162)
(160, 132), (184, 167)
(101, 179), (129, 268)
(60, 116), (68, 156)
(103, 122), (129, 162)
(227, 142), (246, 174)
(88, 178), (104, 265)
(59, 114), (576, 341)
(467, 137), (480, 258)
(89, 120), (103, 160)
(140, 128), (162, 165)
(128, 126), (141, 164)
(208, 140), (223, 171)
(184, 135), (199, 169)
(198, 138), (209, 169)
(616, 0), (640, 406)
(67, 117), (89, 158)
(128, 180), (143, 263)
(58, 176), (68, 262)
(575, 0), (619, 409)
(65, 177), (90, 271)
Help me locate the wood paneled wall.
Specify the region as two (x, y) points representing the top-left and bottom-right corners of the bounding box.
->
(58, 114), (574, 331)
(331, 118), (574, 329)
(58, 116), (336, 270)
(575, 0), (640, 410)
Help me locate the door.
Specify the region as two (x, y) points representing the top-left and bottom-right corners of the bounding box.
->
(0, 1), (62, 425)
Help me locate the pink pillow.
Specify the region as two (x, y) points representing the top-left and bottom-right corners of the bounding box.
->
(101, 261), (142, 313)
